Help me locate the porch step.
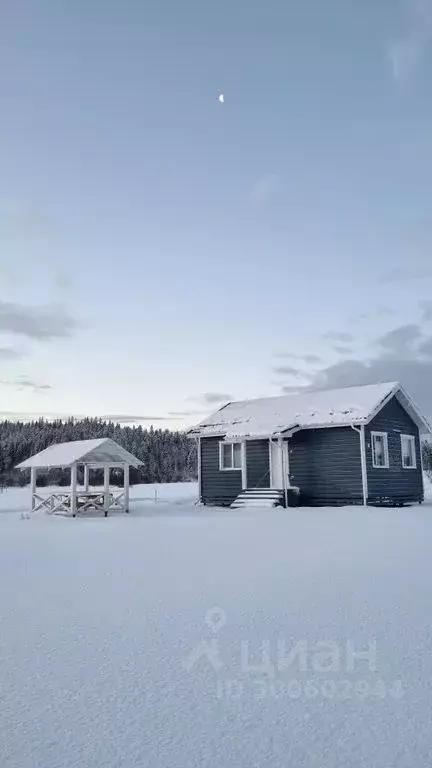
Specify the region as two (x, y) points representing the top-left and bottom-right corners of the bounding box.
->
(231, 488), (284, 509)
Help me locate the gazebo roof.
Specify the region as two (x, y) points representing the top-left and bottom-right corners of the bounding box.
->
(16, 438), (142, 469)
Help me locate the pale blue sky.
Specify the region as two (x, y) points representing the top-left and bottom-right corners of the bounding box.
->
(2, 0), (432, 424)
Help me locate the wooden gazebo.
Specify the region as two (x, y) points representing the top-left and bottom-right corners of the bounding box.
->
(16, 438), (142, 517)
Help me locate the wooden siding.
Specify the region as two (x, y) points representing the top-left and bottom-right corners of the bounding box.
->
(246, 440), (270, 489)
(200, 437), (242, 506)
(289, 427), (363, 506)
(365, 396), (423, 503)
(200, 437), (270, 505)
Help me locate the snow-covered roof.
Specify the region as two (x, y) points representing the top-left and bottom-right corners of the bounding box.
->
(188, 382), (431, 439)
(16, 438), (142, 469)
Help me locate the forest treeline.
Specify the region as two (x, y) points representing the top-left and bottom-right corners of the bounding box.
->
(0, 419), (197, 487)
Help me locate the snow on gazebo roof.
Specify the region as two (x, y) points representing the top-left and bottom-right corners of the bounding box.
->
(188, 382), (431, 439)
(16, 438), (142, 470)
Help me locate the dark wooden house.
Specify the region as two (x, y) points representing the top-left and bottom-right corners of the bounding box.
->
(188, 382), (430, 508)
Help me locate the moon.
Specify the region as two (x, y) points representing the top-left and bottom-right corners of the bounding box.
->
(218, 93), (224, 103)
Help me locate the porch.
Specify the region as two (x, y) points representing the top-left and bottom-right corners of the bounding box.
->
(232, 438), (296, 508)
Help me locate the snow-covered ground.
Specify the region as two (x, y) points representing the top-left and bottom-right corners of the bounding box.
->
(1, 482), (432, 767)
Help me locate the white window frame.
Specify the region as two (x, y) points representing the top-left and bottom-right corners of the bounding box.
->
(371, 431), (389, 469)
(401, 434), (417, 470)
(219, 441), (243, 471)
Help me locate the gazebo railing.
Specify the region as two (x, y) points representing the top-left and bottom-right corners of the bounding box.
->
(32, 489), (128, 517)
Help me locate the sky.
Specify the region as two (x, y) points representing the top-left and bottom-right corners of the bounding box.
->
(2, 0), (432, 427)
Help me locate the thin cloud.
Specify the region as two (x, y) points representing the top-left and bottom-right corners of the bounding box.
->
(388, 38), (423, 81)
(349, 312), (369, 322)
(0, 410), (175, 423)
(1, 204), (56, 238)
(101, 414), (174, 423)
(250, 174), (279, 208)
(0, 409), (84, 421)
(273, 365), (305, 377)
(0, 347), (25, 360)
(0, 411), (61, 422)
(281, 385), (305, 395)
(379, 264), (432, 283)
(276, 352), (322, 364)
(420, 300), (432, 320)
(0, 300), (78, 340)
(189, 393), (233, 406)
(349, 308), (396, 322)
(333, 345), (354, 355)
(323, 331), (354, 343)
(0, 376), (52, 393)
(378, 323), (422, 357)
(418, 337), (432, 356)
(388, 0), (432, 82)
(55, 272), (73, 292)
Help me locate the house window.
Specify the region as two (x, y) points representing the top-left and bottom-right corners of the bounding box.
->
(401, 434), (417, 469)
(219, 442), (243, 470)
(371, 432), (389, 468)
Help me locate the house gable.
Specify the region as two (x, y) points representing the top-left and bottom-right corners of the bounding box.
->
(365, 395), (423, 503)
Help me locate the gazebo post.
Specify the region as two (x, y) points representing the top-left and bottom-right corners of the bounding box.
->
(124, 463), (130, 513)
(83, 465), (89, 493)
(71, 464), (77, 517)
(30, 467), (37, 512)
(103, 465), (110, 517)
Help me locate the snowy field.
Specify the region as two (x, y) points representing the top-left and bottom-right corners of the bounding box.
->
(1, 481), (432, 767)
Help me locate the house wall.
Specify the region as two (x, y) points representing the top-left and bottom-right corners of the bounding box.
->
(200, 437), (270, 506)
(200, 438), (242, 506)
(365, 396), (423, 504)
(289, 427), (363, 506)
